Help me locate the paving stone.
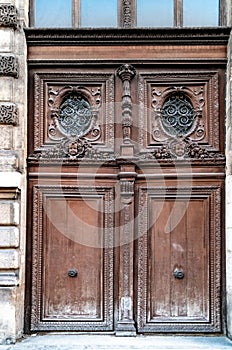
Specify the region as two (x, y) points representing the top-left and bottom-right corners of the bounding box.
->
(0, 335), (232, 350)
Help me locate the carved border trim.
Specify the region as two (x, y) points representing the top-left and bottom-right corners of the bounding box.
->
(0, 55), (18, 78)
(31, 185), (114, 331)
(137, 186), (222, 333)
(138, 71), (221, 154)
(32, 72), (114, 153)
(0, 102), (18, 125)
(25, 28), (231, 46)
(0, 4), (18, 29)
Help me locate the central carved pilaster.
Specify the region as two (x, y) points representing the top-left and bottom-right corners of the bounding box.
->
(116, 176), (136, 336)
(117, 64), (136, 148)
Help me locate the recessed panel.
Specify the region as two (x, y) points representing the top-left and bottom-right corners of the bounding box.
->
(31, 185), (114, 331)
(137, 186), (222, 333)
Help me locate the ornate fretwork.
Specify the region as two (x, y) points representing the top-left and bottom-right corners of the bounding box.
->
(152, 86), (204, 142)
(48, 85), (101, 142)
(0, 103), (18, 125)
(161, 93), (196, 136)
(117, 64), (136, 144)
(0, 4), (18, 29)
(0, 55), (18, 77)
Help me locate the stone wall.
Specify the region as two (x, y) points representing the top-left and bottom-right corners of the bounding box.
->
(0, 0), (28, 344)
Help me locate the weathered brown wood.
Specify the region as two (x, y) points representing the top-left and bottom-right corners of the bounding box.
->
(136, 185), (222, 332)
(26, 28), (226, 334)
(27, 45), (227, 61)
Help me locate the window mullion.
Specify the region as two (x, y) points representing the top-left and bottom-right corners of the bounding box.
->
(119, 0), (136, 28)
(72, 0), (81, 28)
(174, 0), (183, 27)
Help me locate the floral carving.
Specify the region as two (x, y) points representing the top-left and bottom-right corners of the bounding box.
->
(0, 55), (18, 77)
(38, 136), (91, 160)
(153, 139), (225, 161)
(0, 103), (18, 125)
(152, 86), (205, 142)
(0, 4), (18, 29)
(48, 85), (101, 142)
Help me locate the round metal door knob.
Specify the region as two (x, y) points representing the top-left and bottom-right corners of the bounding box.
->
(68, 268), (78, 278)
(173, 268), (184, 279)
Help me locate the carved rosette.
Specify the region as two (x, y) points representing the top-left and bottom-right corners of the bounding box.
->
(0, 103), (18, 125)
(0, 4), (18, 29)
(0, 55), (18, 78)
(117, 64), (136, 144)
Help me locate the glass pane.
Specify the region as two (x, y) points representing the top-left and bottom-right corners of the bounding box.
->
(137, 0), (174, 27)
(34, 0), (72, 28)
(183, 0), (219, 27)
(81, 0), (117, 27)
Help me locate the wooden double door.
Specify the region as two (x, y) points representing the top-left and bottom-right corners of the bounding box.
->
(26, 62), (225, 334)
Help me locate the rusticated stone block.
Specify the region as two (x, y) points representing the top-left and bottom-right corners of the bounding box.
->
(0, 227), (19, 247)
(0, 77), (13, 101)
(0, 125), (13, 149)
(0, 4), (18, 29)
(0, 103), (18, 125)
(0, 249), (19, 269)
(0, 29), (13, 52)
(0, 151), (18, 171)
(0, 288), (16, 344)
(0, 202), (19, 225)
(0, 55), (18, 78)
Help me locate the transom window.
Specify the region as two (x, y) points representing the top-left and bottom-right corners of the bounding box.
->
(30, 0), (224, 28)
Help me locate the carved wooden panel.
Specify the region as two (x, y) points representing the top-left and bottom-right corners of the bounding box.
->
(136, 185), (222, 333)
(30, 185), (114, 331)
(138, 71), (223, 160)
(29, 71), (115, 156)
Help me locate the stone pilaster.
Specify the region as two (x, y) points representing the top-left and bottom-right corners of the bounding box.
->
(0, 0), (28, 344)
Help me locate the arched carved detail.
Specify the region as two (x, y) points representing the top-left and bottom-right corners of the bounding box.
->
(48, 85), (101, 143)
(152, 86), (205, 143)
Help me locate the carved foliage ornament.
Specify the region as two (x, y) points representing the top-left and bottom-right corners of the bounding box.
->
(148, 85), (223, 161)
(152, 86), (205, 142)
(38, 136), (91, 160)
(0, 55), (18, 78)
(153, 140), (225, 160)
(0, 103), (18, 125)
(48, 85), (101, 142)
(0, 4), (18, 28)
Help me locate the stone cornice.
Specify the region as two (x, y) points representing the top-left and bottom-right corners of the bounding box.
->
(25, 27), (231, 46)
